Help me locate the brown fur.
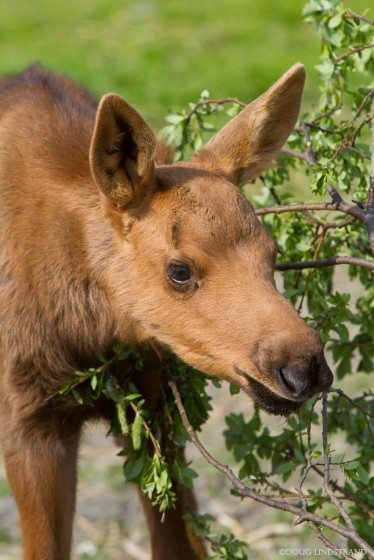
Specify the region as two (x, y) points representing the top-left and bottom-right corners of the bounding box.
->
(0, 64), (332, 560)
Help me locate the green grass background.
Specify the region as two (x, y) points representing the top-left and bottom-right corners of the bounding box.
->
(0, 1), (371, 558)
(0, 0), (369, 129)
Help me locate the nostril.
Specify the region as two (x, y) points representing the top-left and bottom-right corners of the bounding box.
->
(279, 367), (298, 395)
(278, 365), (308, 399)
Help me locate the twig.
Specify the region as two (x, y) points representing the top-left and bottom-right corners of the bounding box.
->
(255, 200), (363, 221)
(185, 97), (246, 122)
(256, 183), (374, 255)
(300, 122), (337, 135)
(321, 217), (356, 229)
(329, 388), (374, 422)
(296, 395), (372, 556)
(281, 147), (315, 165)
(346, 9), (374, 26)
(169, 381), (374, 558)
(331, 89), (374, 161)
(335, 44), (374, 63)
(296, 226), (326, 313)
(312, 465), (373, 517)
(367, 95), (374, 251)
(310, 526), (356, 560)
(321, 392), (356, 532)
(128, 401), (162, 457)
(276, 256), (374, 271)
(312, 105), (343, 124)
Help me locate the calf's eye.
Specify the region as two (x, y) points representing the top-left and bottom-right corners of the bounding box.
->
(167, 262), (192, 285)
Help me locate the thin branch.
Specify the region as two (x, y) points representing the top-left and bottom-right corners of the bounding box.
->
(255, 201), (362, 220)
(367, 94), (374, 251)
(295, 396), (320, 507)
(169, 381), (374, 558)
(185, 97), (246, 122)
(322, 217), (356, 229)
(276, 256), (374, 271)
(335, 44), (374, 63)
(309, 526), (356, 560)
(292, 398), (354, 558)
(331, 90), (374, 161)
(321, 392), (356, 532)
(351, 115), (373, 147)
(312, 105), (343, 124)
(300, 122), (337, 135)
(346, 9), (374, 26)
(329, 388), (374, 422)
(256, 184), (374, 255)
(128, 401), (162, 457)
(344, 145), (371, 160)
(281, 147), (315, 165)
(312, 465), (373, 517)
(297, 226), (326, 313)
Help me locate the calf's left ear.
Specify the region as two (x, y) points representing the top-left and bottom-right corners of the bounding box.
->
(193, 63), (306, 185)
(90, 94), (157, 209)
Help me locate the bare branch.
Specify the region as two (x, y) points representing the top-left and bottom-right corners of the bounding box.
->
(255, 201), (359, 220)
(169, 381), (374, 558)
(367, 94), (374, 251)
(312, 465), (374, 517)
(335, 44), (374, 63)
(321, 392), (356, 532)
(296, 226), (326, 312)
(281, 147), (315, 165)
(276, 256), (374, 271)
(346, 9), (374, 25)
(255, 184), (374, 255)
(293, 397), (355, 559)
(329, 388), (374, 422)
(185, 97), (246, 122)
(331, 89), (374, 161)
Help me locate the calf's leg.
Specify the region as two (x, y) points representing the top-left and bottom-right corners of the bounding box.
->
(0, 394), (81, 560)
(139, 482), (207, 560)
(124, 350), (208, 559)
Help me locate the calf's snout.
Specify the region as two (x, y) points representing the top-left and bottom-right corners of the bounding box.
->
(278, 353), (333, 401)
(253, 331), (334, 402)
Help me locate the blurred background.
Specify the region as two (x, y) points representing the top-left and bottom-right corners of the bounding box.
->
(0, 0), (370, 558)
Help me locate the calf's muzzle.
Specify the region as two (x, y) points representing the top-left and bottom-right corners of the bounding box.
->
(278, 352), (333, 401)
(249, 330), (334, 413)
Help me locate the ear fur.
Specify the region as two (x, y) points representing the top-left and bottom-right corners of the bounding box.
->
(193, 64), (306, 184)
(89, 94), (157, 209)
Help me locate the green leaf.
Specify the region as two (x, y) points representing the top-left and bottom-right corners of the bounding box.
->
(355, 465), (370, 485)
(328, 14), (342, 28)
(165, 114), (185, 124)
(229, 383), (240, 395)
(123, 455), (145, 482)
(310, 450), (322, 458)
(71, 388), (83, 405)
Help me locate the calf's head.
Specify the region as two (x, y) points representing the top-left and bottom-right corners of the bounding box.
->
(90, 64), (333, 415)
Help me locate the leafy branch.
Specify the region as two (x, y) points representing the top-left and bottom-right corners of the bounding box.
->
(170, 381), (374, 558)
(58, 2), (373, 557)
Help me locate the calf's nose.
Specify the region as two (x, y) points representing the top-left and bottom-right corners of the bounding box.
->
(278, 353), (333, 401)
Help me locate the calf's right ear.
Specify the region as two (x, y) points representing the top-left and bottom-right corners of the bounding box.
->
(193, 64), (306, 185)
(89, 94), (157, 209)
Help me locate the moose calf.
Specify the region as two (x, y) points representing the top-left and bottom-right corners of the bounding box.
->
(0, 63), (332, 559)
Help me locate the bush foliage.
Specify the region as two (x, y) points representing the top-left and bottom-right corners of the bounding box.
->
(63, 1), (373, 557)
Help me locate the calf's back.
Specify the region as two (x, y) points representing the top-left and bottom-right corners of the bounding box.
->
(0, 65), (116, 400)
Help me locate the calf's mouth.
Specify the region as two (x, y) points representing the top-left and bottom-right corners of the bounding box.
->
(235, 366), (304, 416)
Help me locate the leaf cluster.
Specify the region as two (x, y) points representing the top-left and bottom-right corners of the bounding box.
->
(61, 1), (373, 556)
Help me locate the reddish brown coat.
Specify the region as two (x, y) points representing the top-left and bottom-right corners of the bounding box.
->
(0, 64), (332, 560)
